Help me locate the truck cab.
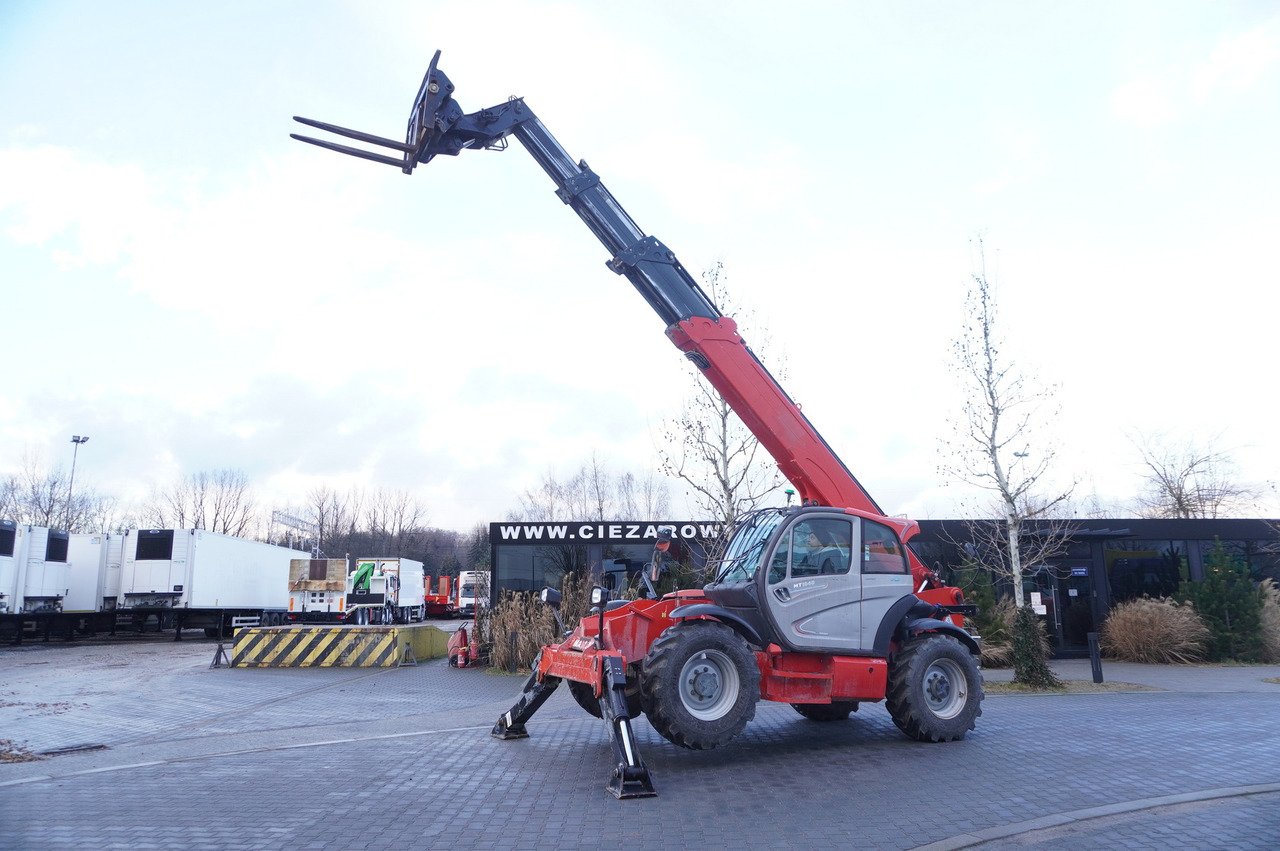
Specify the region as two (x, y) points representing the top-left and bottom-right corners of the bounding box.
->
(455, 570), (489, 618)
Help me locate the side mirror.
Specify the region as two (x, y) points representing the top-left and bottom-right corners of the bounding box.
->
(539, 587), (562, 610)
(649, 525), (675, 583)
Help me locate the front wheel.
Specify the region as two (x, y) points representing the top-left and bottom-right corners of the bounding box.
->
(886, 634), (983, 742)
(640, 620), (760, 750)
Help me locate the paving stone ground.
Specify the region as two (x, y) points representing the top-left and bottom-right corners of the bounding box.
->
(2, 634), (1278, 850)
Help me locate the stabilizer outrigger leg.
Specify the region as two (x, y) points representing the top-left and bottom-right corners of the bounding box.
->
(599, 655), (656, 799)
(491, 656), (560, 740)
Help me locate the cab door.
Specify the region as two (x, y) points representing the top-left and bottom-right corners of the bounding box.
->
(763, 516), (864, 653)
(858, 517), (915, 649)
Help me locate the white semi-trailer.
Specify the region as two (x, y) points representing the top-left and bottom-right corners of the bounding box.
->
(0, 522), (70, 616)
(116, 529), (299, 636)
(64, 532), (124, 617)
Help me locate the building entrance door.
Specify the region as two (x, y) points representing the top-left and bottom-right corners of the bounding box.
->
(1025, 565), (1097, 656)
(1057, 567), (1097, 651)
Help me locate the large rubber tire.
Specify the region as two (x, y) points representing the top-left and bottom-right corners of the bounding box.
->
(791, 701), (859, 722)
(567, 675), (644, 719)
(640, 620), (760, 750)
(886, 634), (983, 742)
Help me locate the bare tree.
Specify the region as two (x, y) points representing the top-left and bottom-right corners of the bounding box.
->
(0, 473), (17, 521)
(658, 262), (783, 528)
(617, 470), (672, 518)
(940, 239), (1075, 606)
(144, 469), (258, 536)
(515, 456), (668, 522)
(306, 484), (356, 557)
(1, 451), (112, 532)
(1130, 431), (1260, 518)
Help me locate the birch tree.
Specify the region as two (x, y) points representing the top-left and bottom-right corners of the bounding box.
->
(940, 240), (1074, 606)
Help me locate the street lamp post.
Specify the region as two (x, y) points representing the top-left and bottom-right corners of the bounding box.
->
(66, 435), (90, 530)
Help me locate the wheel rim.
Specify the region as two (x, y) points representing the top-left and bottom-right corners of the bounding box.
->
(922, 657), (968, 719)
(678, 649), (740, 721)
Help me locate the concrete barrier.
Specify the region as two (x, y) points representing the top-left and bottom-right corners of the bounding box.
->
(232, 623), (452, 667)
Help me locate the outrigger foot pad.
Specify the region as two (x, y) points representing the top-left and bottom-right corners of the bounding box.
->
(608, 761), (657, 799)
(492, 654), (560, 741)
(491, 711), (530, 740)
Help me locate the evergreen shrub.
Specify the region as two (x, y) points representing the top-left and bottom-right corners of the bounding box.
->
(1178, 541), (1266, 662)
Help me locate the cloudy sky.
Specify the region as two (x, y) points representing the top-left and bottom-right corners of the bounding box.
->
(3, 1), (1278, 531)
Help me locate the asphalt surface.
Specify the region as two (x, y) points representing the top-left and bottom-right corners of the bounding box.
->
(2, 632), (1278, 850)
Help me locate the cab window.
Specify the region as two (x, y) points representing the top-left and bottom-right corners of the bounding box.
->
(768, 518), (853, 582)
(862, 519), (908, 574)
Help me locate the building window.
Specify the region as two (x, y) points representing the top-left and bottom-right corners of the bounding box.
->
(1104, 539), (1188, 602)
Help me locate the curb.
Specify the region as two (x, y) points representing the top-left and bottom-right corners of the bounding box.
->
(912, 783), (1280, 850)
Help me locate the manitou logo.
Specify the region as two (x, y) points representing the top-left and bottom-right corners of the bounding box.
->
(493, 522), (722, 544)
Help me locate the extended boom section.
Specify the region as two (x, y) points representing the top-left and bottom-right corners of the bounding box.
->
(292, 51), (883, 516)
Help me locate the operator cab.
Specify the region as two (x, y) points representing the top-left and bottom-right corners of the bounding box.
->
(708, 507), (916, 655)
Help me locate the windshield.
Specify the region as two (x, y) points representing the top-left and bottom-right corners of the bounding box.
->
(714, 509), (786, 583)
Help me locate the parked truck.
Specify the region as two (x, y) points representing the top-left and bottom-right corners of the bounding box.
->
(454, 570), (489, 618)
(346, 557), (427, 625)
(116, 528), (297, 636)
(286, 557), (349, 623)
(424, 575), (455, 618)
(294, 50), (983, 798)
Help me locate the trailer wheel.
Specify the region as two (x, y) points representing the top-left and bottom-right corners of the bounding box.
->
(640, 620), (759, 750)
(886, 634), (983, 742)
(791, 701), (859, 722)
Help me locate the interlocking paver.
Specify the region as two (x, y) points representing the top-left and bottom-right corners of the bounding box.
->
(2, 638), (1278, 850)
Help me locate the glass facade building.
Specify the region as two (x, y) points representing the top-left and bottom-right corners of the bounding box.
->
(913, 518), (1280, 657)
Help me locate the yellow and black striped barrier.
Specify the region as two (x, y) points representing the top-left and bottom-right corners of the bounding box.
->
(231, 623), (451, 668)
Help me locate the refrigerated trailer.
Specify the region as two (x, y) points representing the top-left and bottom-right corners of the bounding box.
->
(0, 522), (106, 639)
(64, 532), (124, 616)
(0, 522), (70, 616)
(116, 528), (299, 636)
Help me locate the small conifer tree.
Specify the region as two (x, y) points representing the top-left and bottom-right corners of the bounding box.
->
(1178, 540), (1265, 662)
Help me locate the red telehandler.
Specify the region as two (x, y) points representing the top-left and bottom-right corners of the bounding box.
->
(293, 51), (983, 799)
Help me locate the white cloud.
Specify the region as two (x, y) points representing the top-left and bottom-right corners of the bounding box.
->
(1190, 27), (1280, 101)
(1109, 72), (1179, 127)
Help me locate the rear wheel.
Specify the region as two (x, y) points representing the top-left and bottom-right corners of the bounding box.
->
(886, 634), (983, 742)
(640, 620), (759, 750)
(791, 701), (859, 722)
